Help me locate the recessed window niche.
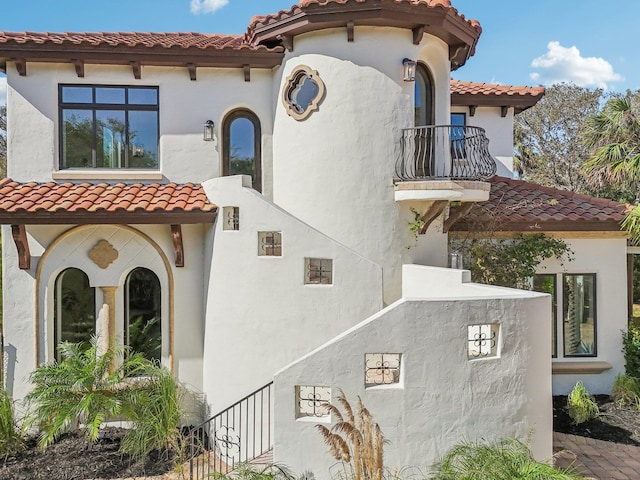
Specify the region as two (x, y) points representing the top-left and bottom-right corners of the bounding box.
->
(258, 231), (282, 256)
(304, 258), (333, 285)
(222, 206), (240, 231)
(365, 353), (402, 387)
(467, 324), (500, 359)
(295, 385), (331, 419)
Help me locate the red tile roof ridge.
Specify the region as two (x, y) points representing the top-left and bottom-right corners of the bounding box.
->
(451, 80), (545, 97)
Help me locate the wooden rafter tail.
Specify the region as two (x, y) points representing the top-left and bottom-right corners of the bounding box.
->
(171, 224), (184, 267)
(443, 203), (474, 233)
(11, 224), (31, 270)
(419, 200), (448, 235)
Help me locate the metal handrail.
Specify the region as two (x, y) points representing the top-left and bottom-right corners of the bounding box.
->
(188, 382), (273, 478)
(395, 125), (497, 181)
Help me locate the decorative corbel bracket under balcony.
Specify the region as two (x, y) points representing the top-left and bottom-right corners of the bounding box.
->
(11, 224), (30, 270)
(443, 203), (474, 233)
(418, 201), (448, 235)
(171, 224), (185, 268)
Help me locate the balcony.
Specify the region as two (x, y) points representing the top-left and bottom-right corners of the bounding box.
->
(395, 125), (496, 202)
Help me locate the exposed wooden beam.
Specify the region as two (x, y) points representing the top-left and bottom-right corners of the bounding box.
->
(443, 203), (474, 233)
(72, 59), (85, 78)
(187, 63), (197, 81)
(412, 26), (425, 45)
(419, 200), (448, 235)
(243, 64), (251, 82)
(11, 224), (30, 270)
(468, 105), (477, 117)
(279, 34), (294, 52)
(346, 20), (355, 42)
(130, 60), (141, 79)
(501, 106), (509, 117)
(171, 224), (184, 267)
(14, 58), (27, 76)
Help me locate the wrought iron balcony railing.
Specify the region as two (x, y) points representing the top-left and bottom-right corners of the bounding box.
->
(396, 125), (497, 181)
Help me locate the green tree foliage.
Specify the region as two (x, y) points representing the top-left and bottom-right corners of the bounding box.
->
(26, 337), (149, 448)
(515, 83), (602, 193)
(622, 325), (640, 379)
(453, 233), (572, 289)
(430, 438), (586, 480)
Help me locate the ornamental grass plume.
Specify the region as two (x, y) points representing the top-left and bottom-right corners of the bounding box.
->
(316, 389), (385, 480)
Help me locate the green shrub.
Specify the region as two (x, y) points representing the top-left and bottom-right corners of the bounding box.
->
(0, 388), (23, 458)
(567, 381), (599, 425)
(430, 438), (586, 480)
(119, 362), (185, 459)
(611, 374), (640, 407)
(26, 336), (149, 448)
(622, 325), (640, 378)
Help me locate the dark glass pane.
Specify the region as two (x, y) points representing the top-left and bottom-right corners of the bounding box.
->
(54, 268), (95, 361)
(62, 86), (93, 104)
(129, 88), (158, 105)
(451, 113), (466, 127)
(128, 110), (158, 168)
(229, 117), (255, 176)
(415, 68), (432, 126)
(533, 274), (557, 357)
(95, 110), (126, 168)
(291, 76), (319, 114)
(563, 274), (596, 356)
(126, 268), (161, 362)
(62, 109), (93, 168)
(95, 87), (125, 104)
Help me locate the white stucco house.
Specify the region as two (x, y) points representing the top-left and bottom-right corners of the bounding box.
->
(0, 0), (629, 474)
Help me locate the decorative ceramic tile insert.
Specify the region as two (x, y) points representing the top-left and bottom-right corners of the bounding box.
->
(295, 385), (331, 419)
(258, 231), (282, 256)
(88, 239), (119, 269)
(305, 258), (332, 285)
(467, 324), (499, 359)
(365, 353), (401, 387)
(222, 206), (240, 231)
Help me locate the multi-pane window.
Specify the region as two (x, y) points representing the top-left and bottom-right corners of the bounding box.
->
(365, 353), (401, 387)
(258, 231), (282, 256)
(223, 110), (262, 192)
(295, 385), (331, 419)
(59, 85), (159, 169)
(125, 268), (162, 362)
(532, 274), (558, 357)
(305, 258), (333, 285)
(563, 274), (596, 357)
(54, 268), (96, 362)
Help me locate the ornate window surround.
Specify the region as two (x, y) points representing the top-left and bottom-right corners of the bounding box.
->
(282, 65), (326, 121)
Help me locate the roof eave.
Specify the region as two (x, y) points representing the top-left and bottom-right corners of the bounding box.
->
(0, 210), (217, 225)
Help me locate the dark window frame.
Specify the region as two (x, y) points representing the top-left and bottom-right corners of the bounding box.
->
(124, 267), (162, 362)
(562, 273), (597, 358)
(533, 273), (558, 358)
(58, 84), (160, 170)
(222, 109), (262, 192)
(414, 63), (435, 127)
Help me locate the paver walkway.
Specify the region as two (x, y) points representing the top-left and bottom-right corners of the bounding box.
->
(554, 432), (640, 479)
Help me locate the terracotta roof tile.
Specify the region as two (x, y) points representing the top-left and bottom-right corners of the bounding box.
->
(0, 179), (216, 224)
(451, 80), (545, 98)
(452, 176), (630, 232)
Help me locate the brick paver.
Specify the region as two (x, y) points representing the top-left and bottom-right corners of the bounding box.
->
(554, 432), (640, 479)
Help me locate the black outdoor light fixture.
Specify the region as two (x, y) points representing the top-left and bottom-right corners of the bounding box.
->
(403, 58), (417, 82)
(203, 120), (215, 141)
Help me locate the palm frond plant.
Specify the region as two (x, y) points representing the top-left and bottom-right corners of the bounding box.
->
(567, 381), (599, 425)
(26, 336), (149, 448)
(430, 438), (586, 480)
(316, 390), (385, 480)
(611, 374), (640, 407)
(0, 387), (24, 458)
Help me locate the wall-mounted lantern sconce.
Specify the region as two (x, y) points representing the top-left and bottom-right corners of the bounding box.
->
(402, 58), (417, 82)
(203, 120), (215, 141)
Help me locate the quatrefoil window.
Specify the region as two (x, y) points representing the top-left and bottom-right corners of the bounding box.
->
(282, 65), (325, 121)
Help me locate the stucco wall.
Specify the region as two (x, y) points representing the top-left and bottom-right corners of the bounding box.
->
(451, 106), (514, 177)
(271, 28), (452, 304)
(6, 64), (276, 196)
(273, 265), (552, 475)
(2, 223), (207, 402)
(536, 236), (628, 394)
(202, 176), (383, 414)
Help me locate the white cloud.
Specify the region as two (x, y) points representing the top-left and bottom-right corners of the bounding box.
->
(529, 41), (623, 89)
(0, 76), (6, 107)
(190, 0), (229, 15)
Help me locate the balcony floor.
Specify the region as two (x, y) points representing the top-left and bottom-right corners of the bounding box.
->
(394, 179), (491, 202)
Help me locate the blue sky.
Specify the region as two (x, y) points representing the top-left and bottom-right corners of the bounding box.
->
(1, 0), (638, 105)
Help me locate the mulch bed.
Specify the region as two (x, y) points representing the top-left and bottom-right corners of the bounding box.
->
(0, 428), (174, 480)
(553, 395), (640, 445)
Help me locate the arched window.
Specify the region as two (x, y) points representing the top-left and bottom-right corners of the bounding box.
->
(223, 109), (262, 192)
(54, 268), (96, 361)
(125, 268), (161, 361)
(415, 64), (434, 126)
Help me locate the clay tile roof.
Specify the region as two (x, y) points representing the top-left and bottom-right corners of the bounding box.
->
(0, 179), (217, 225)
(451, 80), (545, 113)
(452, 176), (631, 233)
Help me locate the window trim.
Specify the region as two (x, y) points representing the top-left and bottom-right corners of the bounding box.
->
(222, 108), (262, 192)
(562, 273), (597, 358)
(58, 84), (160, 170)
(532, 273), (558, 358)
(124, 267), (162, 362)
